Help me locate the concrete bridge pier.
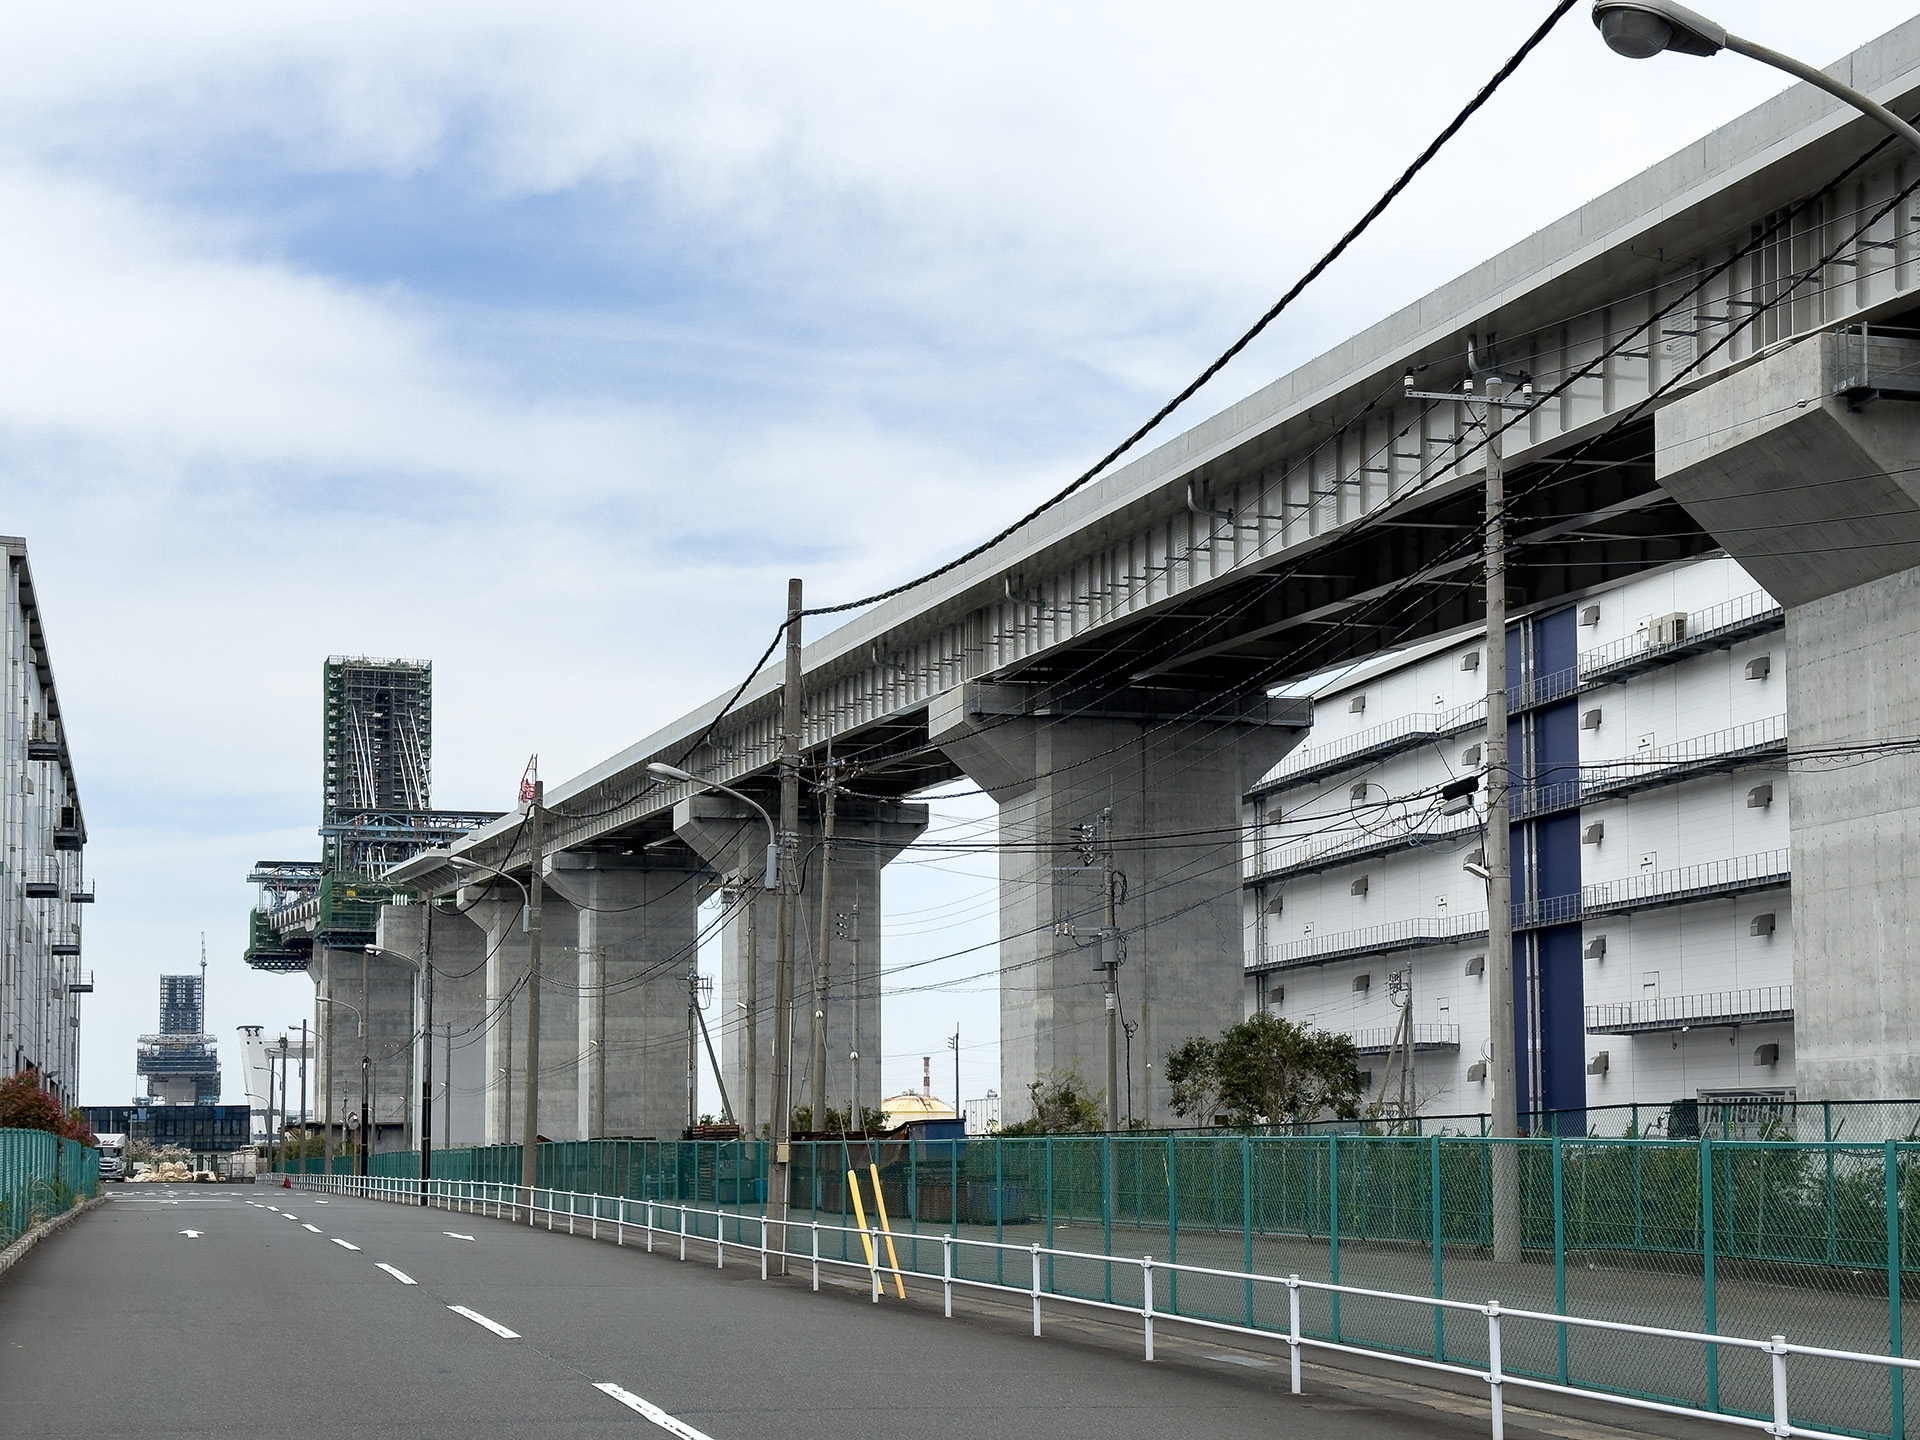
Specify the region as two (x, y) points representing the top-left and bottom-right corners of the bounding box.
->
(541, 853), (702, 1141)
(373, 900), (490, 1149)
(1661, 329), (1920, 1100)
(929, 682), (1309, 1126)
(674, 793), (928, 1133)
(457, 886), (580, 1146)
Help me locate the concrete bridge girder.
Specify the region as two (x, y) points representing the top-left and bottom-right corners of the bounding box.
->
(673, 793), (928, 1133)
(928, 682), (1310, 1126)
(1660, 330), (1920, 1100)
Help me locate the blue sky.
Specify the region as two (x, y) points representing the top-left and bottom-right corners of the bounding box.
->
(10, 1), (1913, 1109)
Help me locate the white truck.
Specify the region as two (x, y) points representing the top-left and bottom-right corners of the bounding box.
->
(96, 1133), (127, 1182)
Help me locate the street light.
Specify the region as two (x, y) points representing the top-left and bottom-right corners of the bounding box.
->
(315, 996), (366, 1179)
(1592, 2), (1920, 161)
(647, 762), (780, 888)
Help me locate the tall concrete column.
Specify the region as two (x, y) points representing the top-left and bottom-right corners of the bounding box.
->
(459, 886), (580, 1144)
(675, 793), (927, 1131)
(375, 899), (490, 1149)
(1661, 330), (1920, 1099)
(930, 682), (1307, 1126)
(542, 853), (701, 1141)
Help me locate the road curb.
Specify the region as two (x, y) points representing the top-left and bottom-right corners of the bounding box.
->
(0, 1193), (105, 1282)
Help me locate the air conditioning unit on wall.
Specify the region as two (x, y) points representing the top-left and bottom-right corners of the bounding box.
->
(1651, 611), (1688, 646)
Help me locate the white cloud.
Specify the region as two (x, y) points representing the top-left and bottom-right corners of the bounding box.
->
(14, 1), (1919, 1101)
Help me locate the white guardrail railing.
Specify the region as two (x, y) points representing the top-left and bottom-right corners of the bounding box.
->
(291, 1172), (1918, 1440)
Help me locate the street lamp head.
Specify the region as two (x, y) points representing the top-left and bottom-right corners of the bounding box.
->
(1591, 1), (1725, 60)
(1463, 860), (1493, 881)
(647, 761), (696, 783)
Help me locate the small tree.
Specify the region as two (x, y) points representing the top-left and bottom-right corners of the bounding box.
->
(997, 1068), (1104, 1136)
(1166, 1014), (1364, 1126)
(0, 1069), (63, 1134)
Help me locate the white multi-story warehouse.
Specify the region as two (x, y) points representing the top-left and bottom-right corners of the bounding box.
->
(1244, 554), (1789, 1123)
(0, 536), (90, 1106)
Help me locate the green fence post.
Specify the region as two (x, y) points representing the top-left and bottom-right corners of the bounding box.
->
(1827, 1141), (1840, 1266)
(1330, 1132), (1341, 1343)
(1702, 1136), (1718, 1412)
(1167, 1133), (1179, 1314)
(1045, 1136), (1055, 1294)
(1242, 1135), (1254, 1328)
(1553, 1135), (1567, 1386)
(909, 1136), (920, 1275)
(1431, 1135), (1444, 1362)
(1890, 1140), (1905, 1440)
(1103, 1134), (1113, 1305)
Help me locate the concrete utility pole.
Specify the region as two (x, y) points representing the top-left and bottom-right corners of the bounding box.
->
(1479, 378), (1520, 1264)
(359, 945), (371, 1177)
(419, 904), (433, 1204)
(744, 895), (758, 1135)
(1405, 361), (1527, 1261)
(687, 964), (700, 1131)
(845, 904), (860, 1129)
(443, 1021), (452, 1148)
(1100, 809), (1121, 1134)
(522, 781), (544, 1197)
(811, 762), (838, 1127)
(298, 1021), (308, 1160)
(768, 578), (803, 1268)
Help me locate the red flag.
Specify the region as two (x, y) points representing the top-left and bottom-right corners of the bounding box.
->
(518, 755), (538, 806)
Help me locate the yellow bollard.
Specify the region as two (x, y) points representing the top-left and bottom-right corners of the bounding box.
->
(869, 1163), (906, 1299)
(847, 1170), (879, 1271)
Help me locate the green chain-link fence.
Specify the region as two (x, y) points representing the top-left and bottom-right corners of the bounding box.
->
(1, 1128), (98, 1246)
(308, 1130), (1920, 1437)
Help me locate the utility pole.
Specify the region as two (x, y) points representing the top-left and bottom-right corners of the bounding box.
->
(948, 1028), (960, 1125)
(522, 778), (544, 1199)
(359, 944), (371, 1177)
(1406, 358), (1527, 1263)
(844, 905), (860, 1130)
(298, 1022), (308, 1164)
(691, 976), (735, 1127)
(769, 577), (803, 1270)
(595, 942), (607, 1140)
(811, 759), (838, 1128)
(442, 1020), (452, 1147)
(278, 1036), (288, 1165)
(320, 969), (334, 1172)
(419, 903), (433, 1204)
(686, 964), (700, 1131)
(1481, 375), (1521, 1264)
(744, 892), (758, 1136)
(1096, 809), (1122, 1134)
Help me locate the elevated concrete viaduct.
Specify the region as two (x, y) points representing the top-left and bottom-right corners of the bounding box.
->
(381, 18), (1920, 1126)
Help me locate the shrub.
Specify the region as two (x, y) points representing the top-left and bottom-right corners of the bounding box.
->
(0, 1069), (63, 1134)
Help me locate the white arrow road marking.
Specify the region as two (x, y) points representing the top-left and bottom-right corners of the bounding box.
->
(594, 1383), (714, 1438)
(302, 1224), (322, 1233)
(330, 1238), (361, 1251)
(448, 1305), (518, 1338)
(179, 1230), (202, 1239)
(444, 1232), (476, 1241)
(376, 1263), (417, 1285)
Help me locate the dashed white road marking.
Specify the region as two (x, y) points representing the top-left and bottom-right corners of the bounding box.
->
(330, 1238), (361, 1251)
(267, 1206), (280, 1212)
(302, 1224), (322, 1233)
(178, 1229), (202, 1239)
(314, 1200), (329, 1204)
(376, 1263), (417, 1285)
(594, 1383), (714, 1438)
(444, 1232), (475, 1241)
(448, 1305), (518, 1338)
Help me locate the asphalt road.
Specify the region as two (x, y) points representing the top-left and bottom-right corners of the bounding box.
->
(0, 1183), (1713, 1439)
